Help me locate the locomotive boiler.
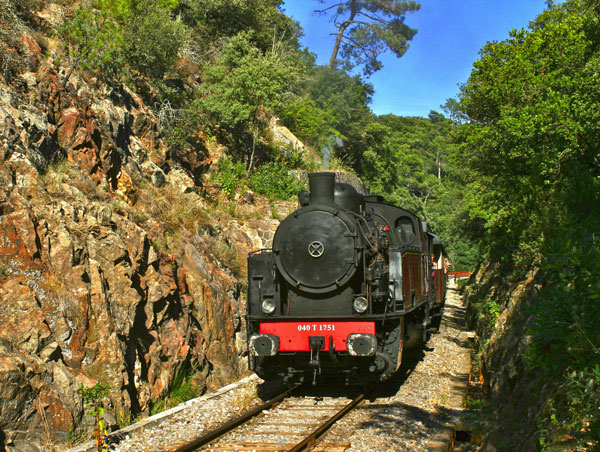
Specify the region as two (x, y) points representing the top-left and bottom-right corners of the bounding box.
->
(246, 172), (446, 385)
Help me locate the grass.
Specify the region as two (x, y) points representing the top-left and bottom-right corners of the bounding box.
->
(42, 158), (110, 202)
(270, 201), (283, 221)
(150, 364), (206, 416)
(231, 383), (258, 410)
(136, 182), (209, 234)
(199, 232), (244, 279)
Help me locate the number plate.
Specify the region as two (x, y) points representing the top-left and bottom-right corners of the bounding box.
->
(259, 321), (375, 352)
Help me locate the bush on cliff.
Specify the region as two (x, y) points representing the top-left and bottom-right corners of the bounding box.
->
(61, 0), (184, 85)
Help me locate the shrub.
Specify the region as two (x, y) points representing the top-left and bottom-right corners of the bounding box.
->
(78, 382), (110, 452)
(247, 159), (306, 200)
(278, 97), (333, 147)
(60, 0), (184, 84)
(150, 362), (205, 415)
(121, 0), (185, 81)
(526, 220), (600, 450)
(212, 157), (246, 200)
(60, 5), (125, 83)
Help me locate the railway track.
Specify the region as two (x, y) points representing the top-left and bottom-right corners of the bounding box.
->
(170, 385), (364, 452)
(84, 282), (468, 452)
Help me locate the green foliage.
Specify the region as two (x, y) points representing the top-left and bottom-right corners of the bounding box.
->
(96, 0), (179, 21)
(78, 382), (110, 452)
(527, 223), (600, 374)
(454, 0), (600, 265)
(247, 158), (307, 200)
(60, 0), (184, 84)
(212, 151), (307, 202)
(315, 0), (420, 76)
(120, 0), (185, 82)
(466, 397), (486, 412)
(453, 0), (600, 449)
(361, 115), (449, 204)
(526, 217), (600, 451)
(60, 5), (124, 81)
(197, 32), (299, 129)
(278, 97), (333, 147)
(190, 31), (300, 165)
(302, 65), (374, 151)
(150, 363), (205, 415)
(538, 367), (600, 450)
(170, 364), (203, 402)
(212, 157), (246, 200)
(350, 111), (477, 269)
(467, 295), (503, 339)
(178, 0), (300, 53)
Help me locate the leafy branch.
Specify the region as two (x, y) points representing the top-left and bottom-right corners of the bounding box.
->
(78, 382), (111, 452)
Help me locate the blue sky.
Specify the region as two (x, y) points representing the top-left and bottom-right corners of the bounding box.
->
(281, 1), (551, 117)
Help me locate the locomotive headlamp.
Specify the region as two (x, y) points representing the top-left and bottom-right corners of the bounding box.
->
(261, 299), (276, 315)
(353, 296), (368, 313)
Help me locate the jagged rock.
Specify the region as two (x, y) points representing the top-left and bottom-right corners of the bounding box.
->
(269, 116), (305, 152)
(238, 190), (255, 204)
(141, 159), (167, 187)
(167, 167), (196, 193)
(0, 55), (247, 452)
(0, 140), (246, 444)
(171, 135), (211, 186)
(0, 7), (320, 450)
(57, 105), (103, 180)
(463, 264), (544, 452)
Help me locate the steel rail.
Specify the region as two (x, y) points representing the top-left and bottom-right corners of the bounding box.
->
(286, 393), (365, 452)
(172, 384), (300, 452)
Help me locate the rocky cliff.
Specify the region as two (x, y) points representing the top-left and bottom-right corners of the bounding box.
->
(462, 264), (546, 451)
(0, 4), (295, 450)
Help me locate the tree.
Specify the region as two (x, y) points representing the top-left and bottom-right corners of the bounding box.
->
(177, 0), (301, 53)
(60, 0), (184, 84)
(119, 0), (185, 81)
(453, 0), (600, 447)
(314, 0), (420, 76)
(194, 32), (300, 171)
(298, 65), (374, 167)
(455, 0), (600, 262)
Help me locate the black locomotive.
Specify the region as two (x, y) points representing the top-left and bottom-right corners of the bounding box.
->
(246, 172), (447, 385)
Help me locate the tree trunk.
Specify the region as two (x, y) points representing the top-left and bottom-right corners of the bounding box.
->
(246, 132), (256, 178)
(328, 0), (358, 68)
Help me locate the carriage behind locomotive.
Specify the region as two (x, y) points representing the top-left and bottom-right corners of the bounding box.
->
(246, 172), (448, 384)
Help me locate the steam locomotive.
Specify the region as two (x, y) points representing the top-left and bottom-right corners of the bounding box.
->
(246, 172), (447, 385)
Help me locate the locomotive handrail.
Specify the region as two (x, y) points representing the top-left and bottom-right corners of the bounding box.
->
(348, 210), (376, 251)
(249, 248), (273, 255)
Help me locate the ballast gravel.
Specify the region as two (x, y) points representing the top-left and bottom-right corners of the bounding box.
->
(320, 281), (472, 451)
(93, 282), (470, 452)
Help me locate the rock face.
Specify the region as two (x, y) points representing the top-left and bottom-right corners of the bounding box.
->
(462, 264), (544, 452)
(0, 5), (368, 450)
(0, 8), (266, 449)
(269, 117), (305, 153)
(0, 87), (243, 447)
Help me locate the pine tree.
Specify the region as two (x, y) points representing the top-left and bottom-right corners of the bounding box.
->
(314, 0), (420, 76)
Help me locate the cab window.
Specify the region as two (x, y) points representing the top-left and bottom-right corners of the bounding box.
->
(395, 217), (415, 245)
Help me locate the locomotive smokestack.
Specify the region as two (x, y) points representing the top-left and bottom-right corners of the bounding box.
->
(308, 172), (335, 206)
